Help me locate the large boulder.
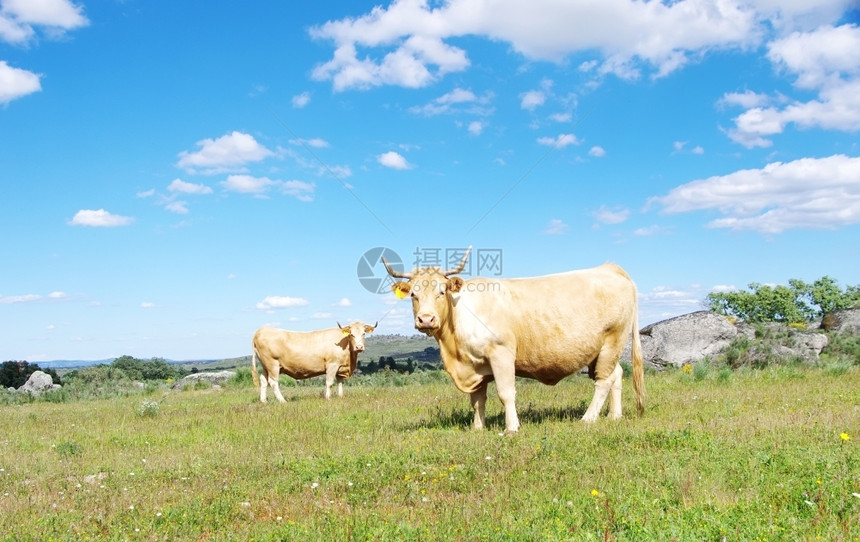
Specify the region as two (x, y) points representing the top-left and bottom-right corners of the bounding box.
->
(18, 370), (61, 395)
(820, 308), (860, 334)
(634, 311), (738, 369)
(172, 371), (236, 390)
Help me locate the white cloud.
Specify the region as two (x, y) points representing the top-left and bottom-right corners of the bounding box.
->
(725, 24), (860, 148)
(281, 180), (315, 202)
(221, 175), (275, 194)
(221, 175), (315, 201)
(467, 121), (484, 135)
(0, 61), (42, 104)
(165, 201), (189, 214)
(309, 0), (773, 91)
(256, 296), (310, 310)
(718, 90), (771, 109)
(633, 225), (670, 236)
(136, 189), (156, 198)
(589, 146), (606, 157)
(537, 133), (580, 148)
(141, 302), (155, 309)
(176, 131), (274, 174)
(292, 91), (311, 108)
(168, 178), (213, 195)
(378, 151), (412, 170)
(335, 297), (352, 307)
(543, 218), (568, 235)
(0, 293), (41, 304)
(593, 205), (629, 225)
(69, 209), (134, 227)
(48, 291), (67, 299)
(410, 87), (493, 116)
(520, 90), (545, 111)
(649, 154), (860, 233)
(0, 0), (88, 45)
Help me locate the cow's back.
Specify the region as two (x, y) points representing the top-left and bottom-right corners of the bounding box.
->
(455, 263), (637, 384)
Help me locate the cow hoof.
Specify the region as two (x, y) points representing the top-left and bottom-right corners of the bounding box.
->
(503, 429), (518, 436)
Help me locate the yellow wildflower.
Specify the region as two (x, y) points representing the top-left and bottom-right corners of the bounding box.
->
(840, 432), (850, 442)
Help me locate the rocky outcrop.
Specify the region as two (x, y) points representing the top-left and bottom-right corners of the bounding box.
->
(172, 370), (236, 390)
(621, 311), (831, 369)
(18, 371), (61, 395)
(820, 308), (860, 334)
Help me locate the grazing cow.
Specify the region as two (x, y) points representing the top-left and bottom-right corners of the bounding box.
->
(384, 247), (644, 433)
(251, 321), (376, 402)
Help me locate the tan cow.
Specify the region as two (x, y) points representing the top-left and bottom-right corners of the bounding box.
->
(251, 321), (376, 402)
(384, 247), (644, 433)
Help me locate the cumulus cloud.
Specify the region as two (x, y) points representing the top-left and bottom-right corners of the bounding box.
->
(410, 87), (493, 116)
(724, 24), (860, 148)
(589, 146), (606, 157)
(0, 293), (41, 304)
(167, 178), (213, 194)
(520, 90), (545, 111)
(0, 61), (41, 104)
(593, 205), (629, 225)
(307, 0), (789, 91)
(0, 0), (88, 45)
(335, 297), (352, 307)
(177, 131), (274, 174)
(467, 121), (484, 135)
(221, 175), (315, 201)
(69, 209), (134, 227)
(648, 154), (860, 233)
(292, 91), (311, 108)
(378, 151), (412, 169)
(256, 296), (310, 310)
(537, 133), (580, 148)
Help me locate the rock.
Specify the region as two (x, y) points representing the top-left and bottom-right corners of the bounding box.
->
(820, 308), (860, 334)
(18, 371), (61, 395)
(622, 311), (738, 369)
(172, 370), (235, 390)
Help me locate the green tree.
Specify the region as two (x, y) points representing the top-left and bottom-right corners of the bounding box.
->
(707, 276), (860, 323)
(0, 361), (61, 388)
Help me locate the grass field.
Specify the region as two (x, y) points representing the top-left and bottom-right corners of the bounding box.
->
(1, 363), (858, 541)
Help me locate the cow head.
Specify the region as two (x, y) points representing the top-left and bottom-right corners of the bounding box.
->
(383, 247), (471, 335)
(337, 321), (377, 352)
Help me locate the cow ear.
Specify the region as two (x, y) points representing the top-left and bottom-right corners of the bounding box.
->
(364, 325), (375, 333)
(341, 328), (351, 337)
(447, 276), (464, 293)
(392, 281), (411, 299)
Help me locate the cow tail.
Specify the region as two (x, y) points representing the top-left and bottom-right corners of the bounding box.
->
(631, 291), (645, 416)
(251, 346), (260, 389)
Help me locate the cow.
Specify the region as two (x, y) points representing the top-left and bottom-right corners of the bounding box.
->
(384, 247), (644, 434)
(251, 321), (376, 402)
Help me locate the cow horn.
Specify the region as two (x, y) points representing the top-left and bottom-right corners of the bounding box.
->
(337, 321), (343, 329)
(382, 255), (413, 279)
(443, 246), (472, 276)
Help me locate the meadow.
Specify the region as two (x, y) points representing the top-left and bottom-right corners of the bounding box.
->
(1, 363), (858, 541)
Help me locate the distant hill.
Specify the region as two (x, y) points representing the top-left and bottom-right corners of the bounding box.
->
(27, 334), (442, 373)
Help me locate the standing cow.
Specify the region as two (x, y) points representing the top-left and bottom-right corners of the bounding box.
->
(384, 247), (644, 434)
(251, 321), (376, 402)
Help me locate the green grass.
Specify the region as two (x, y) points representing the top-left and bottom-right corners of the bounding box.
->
(1, 365), (859, 541)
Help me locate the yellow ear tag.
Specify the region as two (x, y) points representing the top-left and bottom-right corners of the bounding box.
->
(394, 287), (408, 299)
(341, 329), (351, 337)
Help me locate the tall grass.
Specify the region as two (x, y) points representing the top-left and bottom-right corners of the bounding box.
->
(1, 365), (858, 540)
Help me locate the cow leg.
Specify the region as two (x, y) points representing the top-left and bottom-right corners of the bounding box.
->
(324, 364), (338, 400)
(269, 375), (287, 403)
(259, 370), (268, 403)
(607, 363), (624, 420)
(470, 384), (488, 430)
(489, 350), (520, 434)
(336, 376), (345, 398)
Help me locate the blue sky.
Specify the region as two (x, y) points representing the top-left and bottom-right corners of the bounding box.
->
(1, 0), (859, 362)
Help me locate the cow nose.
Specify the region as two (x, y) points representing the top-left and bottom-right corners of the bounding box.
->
(354, 344), (364, 352)
(416, 313), (437, 328)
